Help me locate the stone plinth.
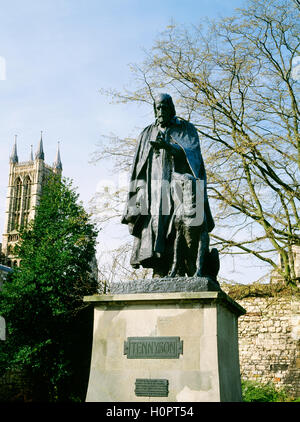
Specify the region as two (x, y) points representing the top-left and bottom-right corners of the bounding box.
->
(108, 276), (222, 295)
(84, 280), (245, 402)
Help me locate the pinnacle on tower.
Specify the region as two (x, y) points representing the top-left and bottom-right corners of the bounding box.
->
(30, 144), (33, 161)
(53, 141), (62, 171)
(10, 135), (19, 163)
(35, 131), (45, 160)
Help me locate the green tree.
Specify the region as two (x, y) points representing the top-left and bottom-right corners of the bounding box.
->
(93, 0), (300, 284)
(0, 174), (98, 401)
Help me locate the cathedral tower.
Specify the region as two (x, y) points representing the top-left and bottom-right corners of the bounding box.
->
(1, 133), (62, 266)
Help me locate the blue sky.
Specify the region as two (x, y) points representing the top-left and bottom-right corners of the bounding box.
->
(0, 0), (270, 284)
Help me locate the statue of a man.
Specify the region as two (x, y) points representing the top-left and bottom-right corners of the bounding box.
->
(121, 93), (216, 278)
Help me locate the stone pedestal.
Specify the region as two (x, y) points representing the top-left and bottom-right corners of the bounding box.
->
(84, 278), (245, 402)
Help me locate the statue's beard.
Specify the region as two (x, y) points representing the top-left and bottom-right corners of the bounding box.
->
(157, 114), (171, 127)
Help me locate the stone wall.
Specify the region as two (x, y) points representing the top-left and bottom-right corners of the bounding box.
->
(223, 283), (300, 397)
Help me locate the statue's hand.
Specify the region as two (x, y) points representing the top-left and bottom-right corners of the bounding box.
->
(150, 140), (166, 150)
(151, 130), (168, 149)
(126, 214), (137, 224)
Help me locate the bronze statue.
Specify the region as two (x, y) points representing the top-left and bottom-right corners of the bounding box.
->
(122, 93), (219, 279)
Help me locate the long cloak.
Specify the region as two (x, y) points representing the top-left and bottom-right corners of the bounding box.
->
(122, 117), (214, 268)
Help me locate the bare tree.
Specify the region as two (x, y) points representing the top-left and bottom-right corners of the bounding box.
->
(92, 0), (300, 285)
(97, 242), (152, 290)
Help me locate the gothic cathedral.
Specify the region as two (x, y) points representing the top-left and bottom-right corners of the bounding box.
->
(1, 133), (62, 266)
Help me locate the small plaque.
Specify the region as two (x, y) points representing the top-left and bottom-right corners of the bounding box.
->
(135, 379), (169, 397)
(124, 336), (183, 359)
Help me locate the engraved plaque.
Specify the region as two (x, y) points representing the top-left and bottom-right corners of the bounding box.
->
(135, 379), (169, 397)
(124, 336), (183, 359)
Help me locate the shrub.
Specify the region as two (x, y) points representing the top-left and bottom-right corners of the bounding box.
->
(241, 380), (298, 402)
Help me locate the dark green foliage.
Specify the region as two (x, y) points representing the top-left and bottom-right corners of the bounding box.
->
(0, 174), (98, 401)
(241, 380), (298, 402)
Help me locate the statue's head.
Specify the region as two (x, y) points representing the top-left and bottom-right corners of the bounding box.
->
(153, 93), (176, 127)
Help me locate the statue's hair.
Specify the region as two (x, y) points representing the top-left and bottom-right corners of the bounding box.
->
(153, 93), (176, 118)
